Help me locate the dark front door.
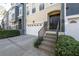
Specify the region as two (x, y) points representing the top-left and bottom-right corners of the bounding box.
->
(49, 14), (60, 31)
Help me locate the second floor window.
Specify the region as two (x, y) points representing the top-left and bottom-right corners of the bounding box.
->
(27, 10), (29, 15)
(12, 13), (15, 19)
(26, 7), (29, 15)
(32, 3), (36, 13)
(32, 8), (36, 13)
(19, 7), (22, 15)
(39, 3), (44, 11)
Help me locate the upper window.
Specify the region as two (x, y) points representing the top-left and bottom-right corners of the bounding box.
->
(50, 3), (53, 5)
(19, 7), (22, 15)
(39, 3), (44, 11)
(26, 7), (29, 15)
(32, 8), (36, 13)
(27, 10), (29, 15)
(32, 3), (36, 13)
(12, 13), (15, 19)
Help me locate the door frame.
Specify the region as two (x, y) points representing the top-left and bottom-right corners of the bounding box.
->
(47, 10), (61, 31)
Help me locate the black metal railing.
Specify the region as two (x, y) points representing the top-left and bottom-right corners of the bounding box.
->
(38, 21), (48, 38)
(56, 20), (60, 41)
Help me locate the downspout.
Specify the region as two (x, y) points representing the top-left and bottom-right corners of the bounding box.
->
(23, 3), (26, 35)
(60, 3), (65, 34)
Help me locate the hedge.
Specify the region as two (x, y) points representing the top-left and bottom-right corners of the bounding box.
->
(56, 35), (79, 56)
(0, 30), (20, 39)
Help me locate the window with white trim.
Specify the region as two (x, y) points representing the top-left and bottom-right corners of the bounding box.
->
(39, 3), (44, 11)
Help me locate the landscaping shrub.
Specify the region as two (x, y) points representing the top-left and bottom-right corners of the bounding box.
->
(56, 35), (79, 56)
(0, 30), (20, 39)
(34, 37), (43, 48)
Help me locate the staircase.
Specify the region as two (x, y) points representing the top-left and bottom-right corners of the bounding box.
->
(39, 31), (57, 55)
(38, 21), (60, 55)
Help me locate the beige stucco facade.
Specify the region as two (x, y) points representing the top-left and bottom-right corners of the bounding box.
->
(26, 3), (61, 25)
(26, 3), (61, 36)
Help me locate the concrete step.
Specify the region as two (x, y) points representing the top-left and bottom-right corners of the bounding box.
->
(45, 31), (56, 34)
(43, 35), (56, 39)
(39, 44), (55, 55)
(41, 40), (56, 47)
(45, 33), (56, 37)
(43, 37), (56, 43)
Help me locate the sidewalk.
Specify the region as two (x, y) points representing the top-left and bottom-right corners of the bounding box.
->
(0, 35), (48, 56)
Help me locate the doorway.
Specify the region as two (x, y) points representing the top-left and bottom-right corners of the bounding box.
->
(48, 11), (60, 31)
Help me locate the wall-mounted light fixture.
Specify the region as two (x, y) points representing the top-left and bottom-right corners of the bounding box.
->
(33, 20), (35, 24)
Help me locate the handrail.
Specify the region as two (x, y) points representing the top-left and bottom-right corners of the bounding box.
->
(56, 20), (60, 40)
(38, 21), (47, 38)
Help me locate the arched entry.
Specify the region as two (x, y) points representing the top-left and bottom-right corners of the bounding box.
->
(48, 10), (60, 31)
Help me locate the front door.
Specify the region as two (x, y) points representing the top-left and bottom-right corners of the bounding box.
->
(49, 14), (60, 31)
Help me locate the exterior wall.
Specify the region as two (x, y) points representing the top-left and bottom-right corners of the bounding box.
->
(17, 3), (26, 35)
(65, 3), (79, 41)
(26, 3), (61, 36)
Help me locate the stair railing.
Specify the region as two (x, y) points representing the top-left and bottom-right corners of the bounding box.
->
(56, 20), (60, 41)
(38, 21), (48, 38)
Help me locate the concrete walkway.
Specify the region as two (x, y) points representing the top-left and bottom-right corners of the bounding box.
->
(0, 35), (48, 56)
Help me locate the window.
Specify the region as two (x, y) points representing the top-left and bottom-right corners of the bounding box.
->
(26, 7), (29, 15)
(27, 10), (29, 15)
(32, 8), (36, 13)
(12, 13), (15, 19)
(50, 3), (53, 5)
(39, 3), (44, 11)
(19, 7), (22, 15)
(32, 4), (36, 13)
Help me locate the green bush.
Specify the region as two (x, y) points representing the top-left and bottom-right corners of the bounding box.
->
(56, 35), (79, 56)
(34, 37), (43, 48)
(0, 30), (20, 39)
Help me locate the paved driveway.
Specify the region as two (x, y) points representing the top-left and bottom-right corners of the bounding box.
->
(0, 35), (48, 56)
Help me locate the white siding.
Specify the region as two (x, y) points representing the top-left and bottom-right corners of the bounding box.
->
(65, 15), (79, 41)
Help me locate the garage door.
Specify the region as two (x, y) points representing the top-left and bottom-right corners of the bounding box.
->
(65, 17), (79, 41)
(26, 23), (43, 36)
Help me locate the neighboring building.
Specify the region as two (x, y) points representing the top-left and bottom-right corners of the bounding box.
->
(2, 3), (26, 35)
(65, 3), (79, 40)
(0, 6), (6, 27)
(1, 12), (9, 29)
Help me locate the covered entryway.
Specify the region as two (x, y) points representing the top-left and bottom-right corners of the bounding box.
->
(48, 10), (60, 31)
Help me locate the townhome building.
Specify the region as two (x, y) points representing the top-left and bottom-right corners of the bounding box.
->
(26, 3), (64, 36)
